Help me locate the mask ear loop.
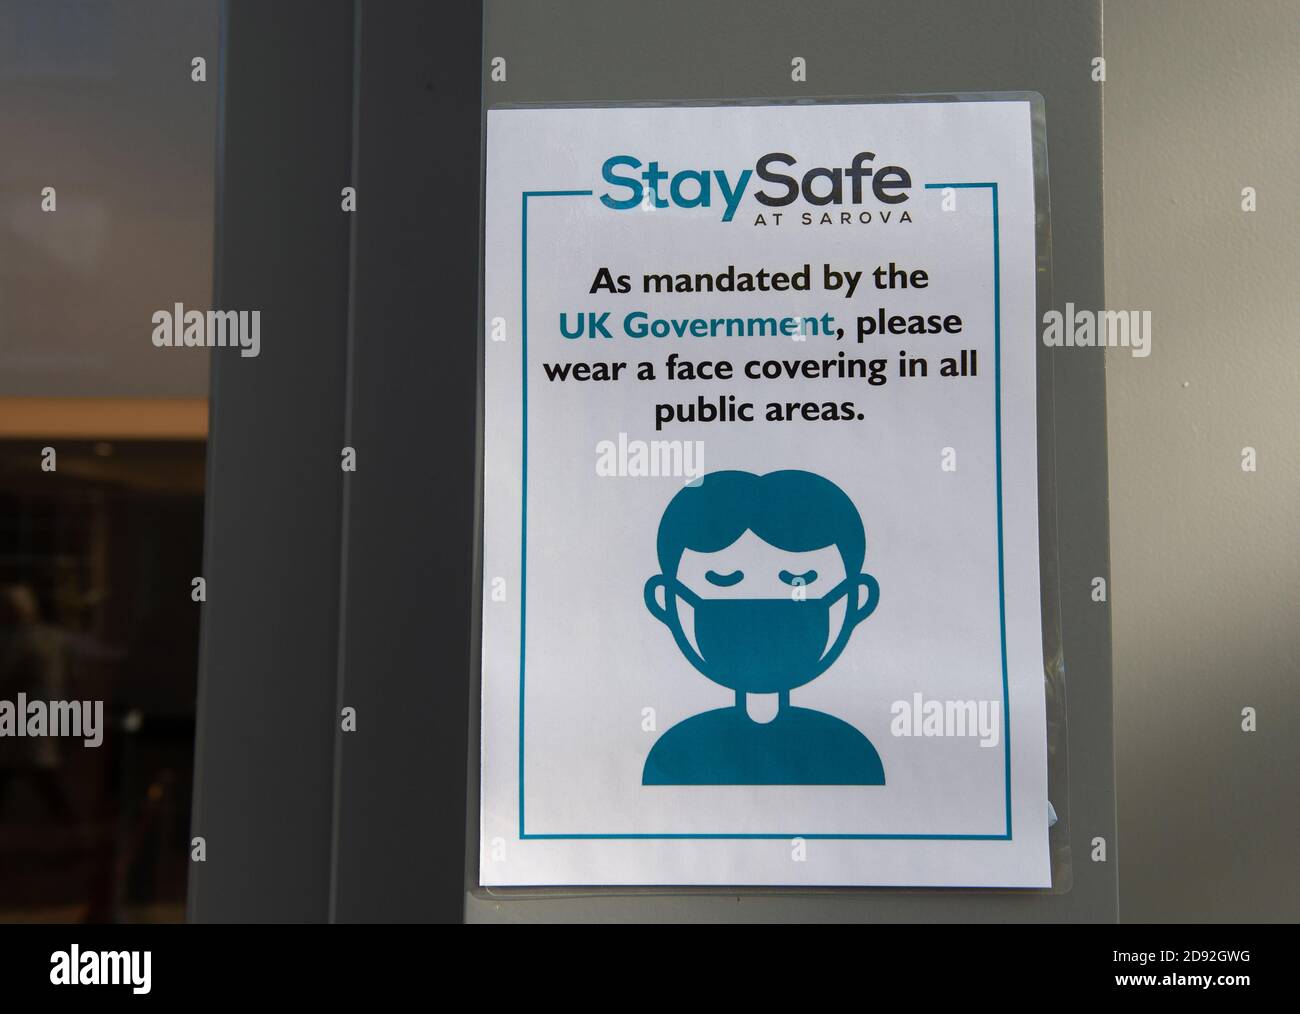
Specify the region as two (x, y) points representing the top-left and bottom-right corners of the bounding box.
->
(645, 575), (711, 678)
(644, 575), (703, 617)
(816, 575), (868, 665)
(643, 575), (670, 622)
(854, 573), (881, 623)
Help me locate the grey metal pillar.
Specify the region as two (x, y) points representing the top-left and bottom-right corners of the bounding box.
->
(189, 0), (356, 922)
(190, 0), (481, 923)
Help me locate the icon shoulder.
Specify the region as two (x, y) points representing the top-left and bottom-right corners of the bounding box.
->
(788, 707), (886, 784)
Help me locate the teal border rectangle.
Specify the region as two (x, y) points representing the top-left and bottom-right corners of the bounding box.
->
(515, 182), (1009, 841)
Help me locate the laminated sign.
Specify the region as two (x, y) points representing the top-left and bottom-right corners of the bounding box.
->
(480, 98), (1053, 887)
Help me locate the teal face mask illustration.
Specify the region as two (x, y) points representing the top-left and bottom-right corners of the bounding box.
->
(646, 574), (879, 695)
(642, 469), (887, 786)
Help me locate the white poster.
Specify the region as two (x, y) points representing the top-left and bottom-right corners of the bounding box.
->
(480, 98), (1051, 887)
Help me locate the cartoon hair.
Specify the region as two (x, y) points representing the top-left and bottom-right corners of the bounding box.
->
(655, 470), (866, 577)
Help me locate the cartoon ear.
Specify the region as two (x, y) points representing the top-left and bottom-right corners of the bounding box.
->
(854, 573), (880, 623)
(644, 575), (671, 624)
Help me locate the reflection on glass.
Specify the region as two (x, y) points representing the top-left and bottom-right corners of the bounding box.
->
(0, 440), (204, 922)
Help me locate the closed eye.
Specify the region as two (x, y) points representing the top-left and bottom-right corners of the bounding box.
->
(779, 569), (818, 587)
(705, 569), (744, 587)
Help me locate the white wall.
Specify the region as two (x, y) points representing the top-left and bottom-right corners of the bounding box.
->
(1104, 0), (1300, 920)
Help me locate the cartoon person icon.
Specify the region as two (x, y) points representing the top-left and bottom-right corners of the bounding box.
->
(642, 469), (885, 785)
